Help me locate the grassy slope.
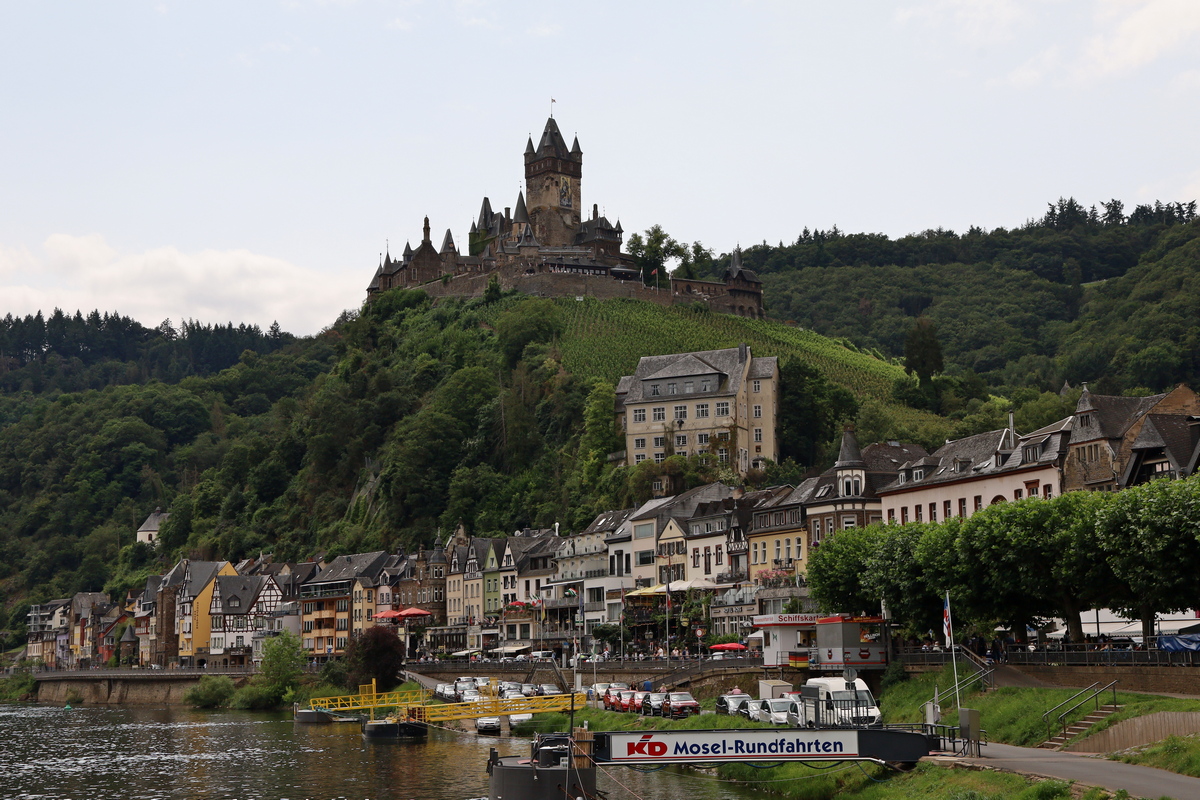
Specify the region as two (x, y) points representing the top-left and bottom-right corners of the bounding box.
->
(1117, 734), (1200, 777)
(882, 666), (1200, 748)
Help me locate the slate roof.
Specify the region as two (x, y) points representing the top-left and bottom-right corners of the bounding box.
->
(138, 507), (169, 536)
(834, 430), (866, 468)
(180, 562), (224, 600)
(1071, 389), (1167, 443)
(527, 117), (580, 163)
(214, 575), (267, 612)
(617, 346), (776, 406)
(722, 248), (761, 284)
(1130, 414), (1200, 468)
(307, 551), (390, 585)
(581, 508), (635, 536)
(862, 441), (930, 472)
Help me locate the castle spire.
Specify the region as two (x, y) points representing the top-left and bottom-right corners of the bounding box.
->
(423, 216), (431, 243)
(513, 190), (529, 224)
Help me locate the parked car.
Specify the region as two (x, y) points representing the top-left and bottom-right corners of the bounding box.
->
(661, 692), (700, 719)
(630, 691), (650, 712)
(541, 684), (563, 696)
(521, 683), (539, 697)
(602, 684), (629, 710)
(641, 692), (667, 716)
(749, 698), (792, 725)
(617, 691), (637, 712)
(474, 676), (492, 689)
(435, 683), (454, 699)
(591, 682), (611, 699)
(715, 693), (751, 716)
(454, 680), (476, 701)
(475, 716), (501, 734)
(461, 689), (482, 703)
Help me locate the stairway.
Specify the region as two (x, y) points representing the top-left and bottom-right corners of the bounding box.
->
(1038, 704), (1122, 750)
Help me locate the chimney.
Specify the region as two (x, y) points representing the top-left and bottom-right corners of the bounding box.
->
(593, 203), (598, 220)
(738, 342), (748, 361)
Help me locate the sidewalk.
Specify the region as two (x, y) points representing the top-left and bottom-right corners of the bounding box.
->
(948, 741), (1200, 799)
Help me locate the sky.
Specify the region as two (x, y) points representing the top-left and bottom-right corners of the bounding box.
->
(2, 1), (1198, 336)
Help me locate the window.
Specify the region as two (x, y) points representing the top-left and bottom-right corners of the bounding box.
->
(901, 507), (909, 523)
(675, 434), (687, 448)
(717, 447), (729, 464)
(654, 452), (665, 463)
(785, 538), (792, 560)
(715, 545), (723, 565)
(944, 500), (952, 519)
(754, 428), (763, 443)
(775, 540), (782, 561)
(1044, 485), (1053, 500)
(697, 432), (710, 445)
(928, 503), (936, 521)
(974, 495), (983, 511)
(633, 408), (646, 423)
(634, 522), (654, 539)
(667, 382), (677, 395)
(753, 404), (762, 418)
(336, 618), (348, 631)
(887, 508), (895, 522)
(637, 550), (655, 566)
(634, 437), (646, 449)
(753, 379), (761, 392)
(917, 504), (925, 521)
(959, 498), (967, 517)
(692, 548), (700, 568)
(634, 454), (646, 463)
(696, 403), (709, 418)
(842, 516), (856, 529)
(1014, 489), (1023, 500)
(684, 381), (694, 393)
(653, 435), (665, 448)
(701, 379), (711, 392)
(716, 401), (730, 416)
(674, 405), (687, 420)
(651, 384), (661, 396)
(652, 407), (666, 422)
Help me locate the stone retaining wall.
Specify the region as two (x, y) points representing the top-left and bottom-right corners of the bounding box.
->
(1068, 712), (1200, 753)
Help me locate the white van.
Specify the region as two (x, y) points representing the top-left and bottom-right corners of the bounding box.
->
(530, 650), (555, 662)
(787, 677), (881, 727)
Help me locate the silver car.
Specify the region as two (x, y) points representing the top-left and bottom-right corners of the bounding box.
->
(749, 698), (792, 725)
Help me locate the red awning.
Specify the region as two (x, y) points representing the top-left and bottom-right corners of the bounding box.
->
(709, 642), (747, 651)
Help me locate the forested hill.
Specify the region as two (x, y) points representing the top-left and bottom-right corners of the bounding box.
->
(0, 291), (906, 640)
(721, 198), (1200, 395)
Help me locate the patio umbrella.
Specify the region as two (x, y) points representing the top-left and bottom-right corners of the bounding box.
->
(397, 607), (432, 618)
(374, 609), (404, 620)
(709, 642), (747, 651)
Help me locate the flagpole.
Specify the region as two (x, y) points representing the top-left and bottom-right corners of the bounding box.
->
(945, 591), (961, 710)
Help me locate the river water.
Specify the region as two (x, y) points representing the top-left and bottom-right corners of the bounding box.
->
(0, 704), (766, 800)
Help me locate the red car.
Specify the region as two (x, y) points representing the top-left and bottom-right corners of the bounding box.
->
(617, 691), (637, 712)
(661, 692), (701, 719)
(602, 684), (629, 710)
(631, 691), (650, 713)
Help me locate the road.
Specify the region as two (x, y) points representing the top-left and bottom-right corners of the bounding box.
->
(957, 742), (1200, 799)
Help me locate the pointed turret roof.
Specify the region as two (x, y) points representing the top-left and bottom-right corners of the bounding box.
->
(469, 220), (477, 234)
(525, 136), (535, 156)
(834, 429), (866, 469)
(513, 191), (529, 224)
(403, 241), (412, 258)
(441, 229), (456, 254)
(570, 135), (582, 156)
(529, 117), (578, 162)
(477, 197), (493, 228)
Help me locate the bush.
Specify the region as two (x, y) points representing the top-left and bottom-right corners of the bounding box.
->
(319, 658), (349, 690)
(0, 672), (36, 701)
(229, 683), (280, 710)
(880, 659), (909, 693)
(183, 675), (236, 708)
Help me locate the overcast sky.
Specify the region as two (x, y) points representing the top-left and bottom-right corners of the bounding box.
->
(2, 1), (1198, 336)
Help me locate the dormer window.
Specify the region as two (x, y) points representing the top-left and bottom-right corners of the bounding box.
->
(913, 469), (924, 480)
(651, 384), (661, 396)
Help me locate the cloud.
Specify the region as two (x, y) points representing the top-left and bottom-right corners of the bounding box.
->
(386, 17), (413, 30)
(0, 235), (364, 336)
(895, 0), (1032, 44)
(527, 23), (560, 37)
(1078, 0), (1200, 78)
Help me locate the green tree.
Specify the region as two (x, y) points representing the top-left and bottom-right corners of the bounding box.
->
(344, 626), (407, 692)
(493, 298), (564, 367)
(626, 225), (686, 288)
(904, 317), (943, 388)
(776, 359), (857, 467)
(1097, 476), (1200, 640)
(259, 630), (306, 701)
(807, 526), (879, 614)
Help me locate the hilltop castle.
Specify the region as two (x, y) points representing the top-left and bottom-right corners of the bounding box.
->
(366, 117), (764, 318)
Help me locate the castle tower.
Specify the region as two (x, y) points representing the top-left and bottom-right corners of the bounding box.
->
(524, 117), (582, 247)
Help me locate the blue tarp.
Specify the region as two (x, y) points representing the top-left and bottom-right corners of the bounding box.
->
(1156, 634), (1200, 652)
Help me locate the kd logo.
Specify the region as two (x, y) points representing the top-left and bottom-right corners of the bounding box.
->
(627, 735), (668, 756)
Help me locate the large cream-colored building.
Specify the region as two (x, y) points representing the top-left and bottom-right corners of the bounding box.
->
(616, 344), (778, 476)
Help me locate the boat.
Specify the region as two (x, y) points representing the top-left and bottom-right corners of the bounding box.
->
(361, 714), (428, 740)
(484, 732), (596, 800)
(293, 705), (335, 724)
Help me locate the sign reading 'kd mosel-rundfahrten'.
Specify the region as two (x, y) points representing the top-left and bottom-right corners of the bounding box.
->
(595, 729), (860, 764)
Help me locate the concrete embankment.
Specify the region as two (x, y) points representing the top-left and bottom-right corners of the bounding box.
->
(35, 672), (246, 705)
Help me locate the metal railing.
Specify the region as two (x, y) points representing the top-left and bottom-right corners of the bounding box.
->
(934, 667), (994, 709)
(1042, 680), (1119, 743)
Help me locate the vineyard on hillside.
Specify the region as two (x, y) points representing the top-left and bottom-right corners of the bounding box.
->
(552, 297), (903, 398)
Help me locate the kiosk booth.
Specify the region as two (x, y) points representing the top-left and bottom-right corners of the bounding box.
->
(751, 613), (819, 667)
(810, 615), (887, 672)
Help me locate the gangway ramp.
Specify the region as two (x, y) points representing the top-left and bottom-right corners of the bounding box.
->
(305, 680), (588, 723)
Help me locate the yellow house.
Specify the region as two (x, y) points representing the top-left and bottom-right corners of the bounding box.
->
(351, 577), (378, 637)
(177, 561), (237, 667)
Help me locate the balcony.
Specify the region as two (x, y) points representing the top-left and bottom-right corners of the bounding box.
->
(583, 602), (605, 613)
(715, 570), (748, 584)
(726, 540), (748, 554)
